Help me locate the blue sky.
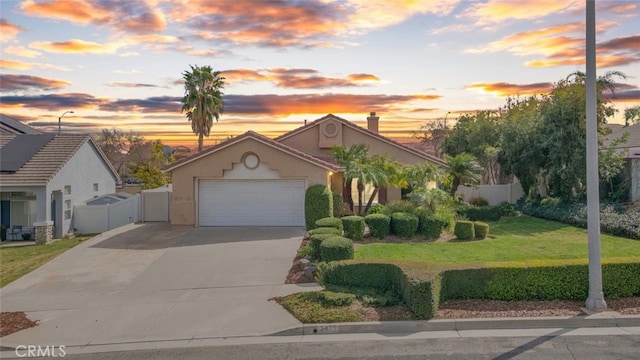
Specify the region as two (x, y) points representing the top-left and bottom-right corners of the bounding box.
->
(1, 0), (639, 148)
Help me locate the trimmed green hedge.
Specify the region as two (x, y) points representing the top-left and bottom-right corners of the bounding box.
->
(316, 217), (344, 232)
(308, 227), (342, 236)
(390, 212), (419, 238)
(365, 213), (391, 239)
(474, 221), (489, 239)
(342, 215), (365, 241)
(309, 233), (335, 260)
(454, 221), (475, 240)
(417, 214), (447, 240)
(305, 185), (333, 230)
(320, 262), (640, 320)
(457, 206), (502, 222)
(319, 236), (354, 262)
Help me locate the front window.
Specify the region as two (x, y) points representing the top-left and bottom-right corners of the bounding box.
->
(350, 178), (378, 206)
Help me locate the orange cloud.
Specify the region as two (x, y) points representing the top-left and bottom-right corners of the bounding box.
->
(0, 59), (32, 70)
(0, 19), (24, 43)
(3, 45), (42, 58)
(462, 0), (579, 26)
(30, 39), (123, 54)
(466, 82), (553, 96)
(223, 68), (380, 89)
(20, 0), (166, 34)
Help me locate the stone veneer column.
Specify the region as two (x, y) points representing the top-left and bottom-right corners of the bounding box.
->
(34, 221), (54, 245)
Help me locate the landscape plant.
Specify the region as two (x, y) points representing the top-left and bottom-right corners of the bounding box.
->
(304, 185), (333, 230)
(341, 215), (365, 241)
(390, 212), (419, 238)
(364, 213), (391, 239)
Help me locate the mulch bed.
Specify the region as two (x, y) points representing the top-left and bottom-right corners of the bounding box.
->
(0, 312), (38, 337)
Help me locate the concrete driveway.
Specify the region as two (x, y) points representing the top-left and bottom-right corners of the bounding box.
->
(0, 223), (320, 348)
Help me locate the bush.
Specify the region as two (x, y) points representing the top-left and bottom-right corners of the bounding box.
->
(380, 200), (417, 216)
(473, 221), (489, 239)
(365, 213), (391, 239)
(324, 284), (401, 307)
(313, 290), (357, 307)
(309, 233), (335, 260)
(308, 227), (342, 236)
(332, 192), (345, 218)
(457, 205), (502, 222)
(319, 236), (354, 262)
(315, 217), (344, 232)
(305, 185), (333, 230)
(496, 202), (520, 217)
(454, 221), (475, 240)
(415, 209), (447, 239)
(297, 244), (314, 258)
(469, 196), (489, 206)
(390, 212), (419, 238)
(341, 216), (365, 241)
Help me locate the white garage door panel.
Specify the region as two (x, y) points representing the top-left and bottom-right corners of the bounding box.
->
(199, 180), (305, 226)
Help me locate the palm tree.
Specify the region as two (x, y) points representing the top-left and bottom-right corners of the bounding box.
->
(445, 152), (483, 196)
(330, 144), (368, 212)
(181, 65), (225, 152)
(361, 155), (397, 215)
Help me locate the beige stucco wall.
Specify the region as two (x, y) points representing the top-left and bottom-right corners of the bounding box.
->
(169, 138), (331, 225)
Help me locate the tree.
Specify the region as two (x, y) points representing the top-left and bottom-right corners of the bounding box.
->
(130, 140), (172, 190)
(181, 65), (225, 152)
(445, 153), (483, 196)
(599, 132), (628, 200)
(330, 144), (368, 212)
(359, 155), (397, 215)
(624, 105), (640, 126)
(95, 128), (144, 177)
(415, 115), (450, 158)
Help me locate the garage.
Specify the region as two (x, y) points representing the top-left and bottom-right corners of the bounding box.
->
(198, 179), (306, 226)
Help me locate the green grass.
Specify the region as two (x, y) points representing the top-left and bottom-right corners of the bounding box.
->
(276, 292), (363, 323)
(355, 216), (640, 271)
(0, 236), (92, 287)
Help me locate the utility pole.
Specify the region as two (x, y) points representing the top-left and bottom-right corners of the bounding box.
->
(584, 0), (606, 312)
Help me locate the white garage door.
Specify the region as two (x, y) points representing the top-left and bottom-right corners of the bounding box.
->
(198, 180), (306, 226)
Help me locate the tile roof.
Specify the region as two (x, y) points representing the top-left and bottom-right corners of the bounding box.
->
(0, 114), (42, 135)
(0, 134), (119, 186)
(163, 130), (341, 172)
(275, 114), (448, 167)
(604, 122), (640, 150)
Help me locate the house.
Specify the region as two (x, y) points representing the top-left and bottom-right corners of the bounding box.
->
(604, 122), (640, 202)
(0, 114), (42, 135)
(0, 121), (120, 242)
(163, 113), (446, 227)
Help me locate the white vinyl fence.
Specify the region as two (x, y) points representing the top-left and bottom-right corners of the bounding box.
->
(141, 185), (171, 222)
(74, 194), (140, 234)
(456, 182), (524, 205)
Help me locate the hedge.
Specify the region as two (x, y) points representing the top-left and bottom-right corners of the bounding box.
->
(365, 213), (391, 239)
(417, 214), (447, 240)
(454, 221), (475, 240)
(473, 222), (489, 239)
(305, 185), (333, 230)
(457, 205), (502, 222)
(390, 212), (419, 238)
(320, 262), (640, 320)
(342, 215), (365, 241)
(308, 227), (342, 237)
(316, 217), (344, 232)
(319, 236), (354, 262)
(309, 233), (335, 260)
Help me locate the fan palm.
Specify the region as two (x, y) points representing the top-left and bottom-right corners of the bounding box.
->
(330, 144), (368, 212)
(445, 152), (483, 196)
(181, 65), (225, 152)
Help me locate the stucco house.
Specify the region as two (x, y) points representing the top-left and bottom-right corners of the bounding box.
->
(604, 122), (640, 202)
(0, 118), (120, 242)
(163, 113), (446, 227)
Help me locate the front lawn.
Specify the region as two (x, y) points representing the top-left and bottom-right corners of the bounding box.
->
(0, 237), (92, 287)
(355, 216), (640, 273)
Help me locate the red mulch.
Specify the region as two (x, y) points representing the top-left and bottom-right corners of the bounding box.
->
(0, 312), (38, 337)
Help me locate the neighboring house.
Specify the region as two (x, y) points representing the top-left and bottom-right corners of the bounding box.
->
(163, 113), (446, 227)
(0, 131), (120, 241)
(0, 114), (42, 135)
(604, 122), (640, 202)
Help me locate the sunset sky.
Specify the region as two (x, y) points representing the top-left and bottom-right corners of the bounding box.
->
(1, 0), (639, 149)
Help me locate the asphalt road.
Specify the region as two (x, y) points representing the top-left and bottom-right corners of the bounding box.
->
(37, 332), (640, 360)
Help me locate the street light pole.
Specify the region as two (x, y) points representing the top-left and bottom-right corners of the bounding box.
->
(58, 110), (74, 135)
(585, 0), (606, 312)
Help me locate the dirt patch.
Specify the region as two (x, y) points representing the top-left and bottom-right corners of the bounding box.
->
(0, 312), (38, 337)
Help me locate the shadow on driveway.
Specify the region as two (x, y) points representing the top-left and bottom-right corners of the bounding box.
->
(90, 223), (305, 250)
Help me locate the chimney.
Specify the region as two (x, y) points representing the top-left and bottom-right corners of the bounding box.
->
(367, 111), (379, 133)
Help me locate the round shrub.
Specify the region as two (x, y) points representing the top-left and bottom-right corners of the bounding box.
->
(319, 236), (354, 262)
(454, 221), (475, 240)
(341, 215), (365, 241)
(418, 215), (447, 240)
(308, 227), (342, 236)
(365, 213), (391, 239)
(309, 233), (335, 260)
(305, 185), (333, 230)
(315, 217), (343, 231)
(474, 221), (489, 239)
(390, 212), (419, 238)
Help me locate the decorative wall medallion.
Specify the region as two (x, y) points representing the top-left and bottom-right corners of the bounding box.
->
(242, 152), (260, 169)
(323, 122), (338, 137)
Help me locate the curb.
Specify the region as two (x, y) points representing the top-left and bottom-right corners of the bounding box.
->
(272, 313), (640, 336)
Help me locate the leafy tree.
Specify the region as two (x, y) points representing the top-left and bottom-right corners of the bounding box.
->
(95, 128), (144, 177)
(624, 105), (640, 126)
(181, 65), (225, 152)
(131, 140), (172, 190)
(360, 155), (398, 215)
(444, 153), (483, 196)
(414, 115), (450, 158)
(599, 132), (628, 200)
(330, 144), (368, 212)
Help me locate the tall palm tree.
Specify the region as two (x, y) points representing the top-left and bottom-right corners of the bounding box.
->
(445, 152), (483, 196)
(330, 144), (368, 212)
(361, 155), (397, 215)
(181, 65), (225, 152)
